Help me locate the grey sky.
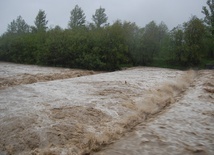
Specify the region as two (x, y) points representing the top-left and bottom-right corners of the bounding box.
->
(0, 0), (206, 35)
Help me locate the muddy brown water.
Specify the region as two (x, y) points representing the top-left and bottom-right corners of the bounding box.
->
(94, 70), (214, 155)
(0, 62), (213, 155)
(0, 62), (100, 89)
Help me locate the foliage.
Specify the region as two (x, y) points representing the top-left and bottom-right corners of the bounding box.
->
(0, 3), (212, 70)
(202, 0), (214, 35)
(202, 0), (214, 58)
(92, 7), (108, 28)
(32, 10), (48, 32)
(68, 5), (86, 29)
(183, 16), (205, 65)
(6, 16), (29, 34)
(170, 26), (185, 63)
(169, 17), (206, 66)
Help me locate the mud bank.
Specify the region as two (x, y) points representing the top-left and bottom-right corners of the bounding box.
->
(94, 70), (214, 155)
(0, 64), (197, 155)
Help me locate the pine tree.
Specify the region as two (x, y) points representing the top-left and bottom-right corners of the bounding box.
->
(7, 16), (29, 34)
(92, 7), (108, 28)
(68, 5), (86, 29)
(33, 10), (48, 32)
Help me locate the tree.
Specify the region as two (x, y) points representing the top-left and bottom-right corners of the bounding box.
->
(158, 22), (168, 42)
(121, 21), (139, 65)
(183, 16), (205, 65)
(142, 21), (159, 63)
(33, 10), (48, 32)
(7, 16), (29, 34)
(92, 7), (108, 28)
(170, 26), (185, 63)
(202, 0), (214, 58)
(68, 5), (86, 29)
(156, 22), (169, 56)
(202, 0), (214, 35)
(7, 20), (17, 34)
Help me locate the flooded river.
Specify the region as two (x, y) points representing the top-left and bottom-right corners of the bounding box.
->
(94, 70), (214, 155)
(0, 62), (213, 155)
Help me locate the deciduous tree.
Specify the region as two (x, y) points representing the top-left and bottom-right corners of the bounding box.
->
(202, 0), (214, 35)
(202, 0), (214, 58)
(183, 16), (205, 65)
(170, 26), (185, 63)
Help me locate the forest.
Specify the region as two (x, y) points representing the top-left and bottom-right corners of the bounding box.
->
(0, 0), (213, 71)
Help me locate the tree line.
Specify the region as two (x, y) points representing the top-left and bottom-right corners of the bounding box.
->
(0, 1), (213, 71)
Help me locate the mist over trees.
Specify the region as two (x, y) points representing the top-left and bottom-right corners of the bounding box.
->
(0, 1), (213, 71)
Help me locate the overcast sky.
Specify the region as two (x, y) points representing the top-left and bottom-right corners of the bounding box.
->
(0, 0), (206, 35)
